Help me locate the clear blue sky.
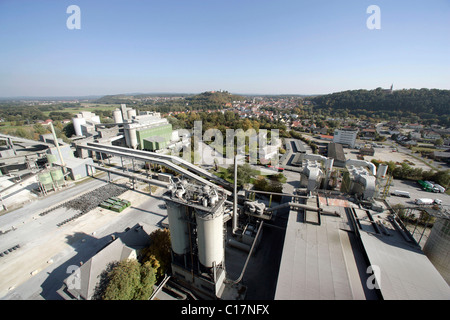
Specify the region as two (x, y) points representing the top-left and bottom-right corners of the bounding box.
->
(0, 0), (449, 97)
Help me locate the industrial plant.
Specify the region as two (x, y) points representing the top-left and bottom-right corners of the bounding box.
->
(0, 106), (449, 301)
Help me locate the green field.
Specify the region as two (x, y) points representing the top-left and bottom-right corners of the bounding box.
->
(41, 103), (121, 117)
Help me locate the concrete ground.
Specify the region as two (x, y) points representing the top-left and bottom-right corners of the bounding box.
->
(0, 175), (167, 300)
(344, 146), (433, 171)
(385, 179), (450, 208)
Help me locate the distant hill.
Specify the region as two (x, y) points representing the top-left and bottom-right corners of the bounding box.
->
(311, 88), (450, 117)
(94, 93), (191, 104)
(185, 91), (246, 109)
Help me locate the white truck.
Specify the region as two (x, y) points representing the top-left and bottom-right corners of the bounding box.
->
(391, 190), (411, 198)
(414, 198), (442, 205)
(433, 184), (446, 193)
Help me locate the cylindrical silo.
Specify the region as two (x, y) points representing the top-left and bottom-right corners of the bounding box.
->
(113, 109), (123, 123)
(129, 128), (138, 149)
(166, 201), (190, 256)
(423, 217), (450, 284)
(377, 164), (388, 179)
(72, 118), (86, 136)
(38, 171), (54, 191)
(195, 207), (224, 268)
(127, 109), (137, 120)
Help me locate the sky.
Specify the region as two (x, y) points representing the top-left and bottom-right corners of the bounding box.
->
(0, 0), (449, 97)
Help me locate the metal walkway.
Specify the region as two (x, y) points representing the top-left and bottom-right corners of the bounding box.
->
(77, 143), (232, 195)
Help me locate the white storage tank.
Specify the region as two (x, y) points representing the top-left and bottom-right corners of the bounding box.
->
(127, 109), (137, 120)
(113, 109), (123, 123)
(166, 201), (190, 256)
(72, 117), (86, 136)
(129, 128), (138, 149)
(377, 164), (388, 178)
(423, 217), (450, 284)
(195, 207), (224, 268)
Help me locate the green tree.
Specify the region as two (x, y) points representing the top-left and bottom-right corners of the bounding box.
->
(140, 229), (171, 280)
(434, 138), (444, 146)
(253, 176), (269, 191)
(227, 163), (254, 187)
(33, 123), (48, 135)
(102, 259), (156, 300)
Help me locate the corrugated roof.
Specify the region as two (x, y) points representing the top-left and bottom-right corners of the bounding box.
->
(275, 197), (367, 300)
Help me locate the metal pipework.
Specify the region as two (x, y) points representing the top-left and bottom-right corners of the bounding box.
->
(232, 155), (238, 234)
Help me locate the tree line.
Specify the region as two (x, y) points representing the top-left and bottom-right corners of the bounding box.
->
(371, 159), (449, 188)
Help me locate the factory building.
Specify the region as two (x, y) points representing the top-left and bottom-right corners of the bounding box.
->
(327, 142), (346, 167)
(116, 106), (173, 151)
(275, 193), (450, 300)
(333, 128), (358, 148)
(71, 105), (173, 152)
(341, 159), (379, 200)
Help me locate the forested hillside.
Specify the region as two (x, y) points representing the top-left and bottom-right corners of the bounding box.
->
(311, 88), (450, 126)
(185, 91), (245, 109)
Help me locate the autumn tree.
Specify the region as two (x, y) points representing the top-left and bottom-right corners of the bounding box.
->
(140, 229), (171, 280)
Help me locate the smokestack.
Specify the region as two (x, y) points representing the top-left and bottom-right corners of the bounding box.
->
(49, 122), (66, 173)
(232, 154), (238, 234)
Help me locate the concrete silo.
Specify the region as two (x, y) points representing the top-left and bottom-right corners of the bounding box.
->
(423, 217), (450, 284)
(127, 109), (137, 120)
(163, 179), (230, 299)
(113, 109), (123, 123)
(166, 201), (190, 257)
(72, 117), (86, 136)
(195, 207), (224, 268)
(377, 164), (388, 179)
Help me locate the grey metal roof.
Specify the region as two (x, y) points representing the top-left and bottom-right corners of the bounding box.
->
(275, 197), (366, 300)
(327, 143), (346, 162)
(275, 194), (450, 300)
(359, 229), (450, 300)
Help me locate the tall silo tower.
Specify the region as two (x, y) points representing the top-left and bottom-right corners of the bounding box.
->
(163, 180), (228, 299)
(423, 216), (450, 284)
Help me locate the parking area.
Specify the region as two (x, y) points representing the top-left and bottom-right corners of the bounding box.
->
(386, 178), (449, 207)
(344, 145), (434, 171)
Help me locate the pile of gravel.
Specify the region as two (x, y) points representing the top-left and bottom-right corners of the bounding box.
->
(62, 184), (128, 214)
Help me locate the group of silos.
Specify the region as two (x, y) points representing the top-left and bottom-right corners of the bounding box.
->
(114, 104), (139, 149)
(112, 104), (136, 124)
(165, 193), (225, 270)
(72, 111), (101, 137)
(38, 168), (65, 194)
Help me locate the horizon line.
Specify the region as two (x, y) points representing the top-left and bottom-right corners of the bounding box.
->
(1, 86), (448, 100)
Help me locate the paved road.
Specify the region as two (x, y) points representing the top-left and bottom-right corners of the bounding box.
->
(0, 175), (167, 300)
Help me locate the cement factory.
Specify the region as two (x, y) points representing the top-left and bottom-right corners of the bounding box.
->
(0, 105), (449, 300)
